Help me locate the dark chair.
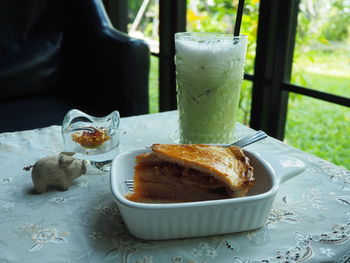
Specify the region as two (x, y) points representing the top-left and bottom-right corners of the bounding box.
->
(0, 0), (150, 132)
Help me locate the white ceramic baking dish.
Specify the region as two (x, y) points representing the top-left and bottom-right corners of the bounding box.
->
(110, 147), (305, 240)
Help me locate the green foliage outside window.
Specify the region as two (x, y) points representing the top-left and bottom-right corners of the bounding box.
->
(127, 0), (350, 169)
(185, 0), (350, 169)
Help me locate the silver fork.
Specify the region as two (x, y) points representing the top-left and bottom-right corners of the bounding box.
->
(228, 130), (267, 148)
(125, 130), (268, 191)
(125, 179), (134, 191)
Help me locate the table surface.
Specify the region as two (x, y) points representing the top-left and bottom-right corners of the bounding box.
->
(1, 111), (349, 263)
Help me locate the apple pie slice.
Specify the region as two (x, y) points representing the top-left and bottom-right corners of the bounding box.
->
(125, 144), (255, 203)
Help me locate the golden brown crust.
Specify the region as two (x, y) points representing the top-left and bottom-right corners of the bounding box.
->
(151, 144), (254, 194)
(126, 144), (255, 203)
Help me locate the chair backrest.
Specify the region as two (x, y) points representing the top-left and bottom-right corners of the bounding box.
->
(61, 0), (150, 117)
(0, 0), (64, 101)
(0, 0), (150, 132)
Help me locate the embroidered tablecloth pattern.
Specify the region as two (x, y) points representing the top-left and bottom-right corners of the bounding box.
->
(0, 111), (349, 262)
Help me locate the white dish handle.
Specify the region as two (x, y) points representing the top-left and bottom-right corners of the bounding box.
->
(259, 153), (306, 184)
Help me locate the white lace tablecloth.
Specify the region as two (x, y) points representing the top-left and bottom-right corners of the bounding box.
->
(0, 111), (349, 263)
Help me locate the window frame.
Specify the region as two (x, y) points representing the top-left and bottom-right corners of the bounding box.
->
(107, 0), (350, 140)
(251, 0), (350, 139)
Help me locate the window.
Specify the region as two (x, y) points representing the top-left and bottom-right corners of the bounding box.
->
(286, 0), (350, 168)
(106, 0), (350, 169)
(250, 0), (349, 169)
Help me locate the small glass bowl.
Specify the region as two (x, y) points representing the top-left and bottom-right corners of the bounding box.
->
(62, 109), (120, 171)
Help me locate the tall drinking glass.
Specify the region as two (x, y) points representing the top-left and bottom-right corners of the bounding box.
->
(175, 33), (247, 144)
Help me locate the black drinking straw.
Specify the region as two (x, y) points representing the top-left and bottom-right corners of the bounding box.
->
(234, 0), (245, 36)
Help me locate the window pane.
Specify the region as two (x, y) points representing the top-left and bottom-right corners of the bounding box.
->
(149, 56), (159, 113)
(285, 95), (350, 170)
(127, 0), (159, 53)
(127, 0), (160, 113)
(291, 0), (350, 99)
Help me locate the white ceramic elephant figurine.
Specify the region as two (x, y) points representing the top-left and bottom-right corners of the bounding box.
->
(31, 153), (86, 194)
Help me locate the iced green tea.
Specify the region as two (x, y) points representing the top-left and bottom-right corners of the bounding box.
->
(175, 33), (247, 144)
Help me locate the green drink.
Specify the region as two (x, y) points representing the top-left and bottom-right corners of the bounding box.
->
(175, 33), (248, 144)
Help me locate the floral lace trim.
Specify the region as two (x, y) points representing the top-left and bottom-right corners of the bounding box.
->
(22, 223), (69, 252)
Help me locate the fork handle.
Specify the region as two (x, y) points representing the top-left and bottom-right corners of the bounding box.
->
(229, 130), (267, 148)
